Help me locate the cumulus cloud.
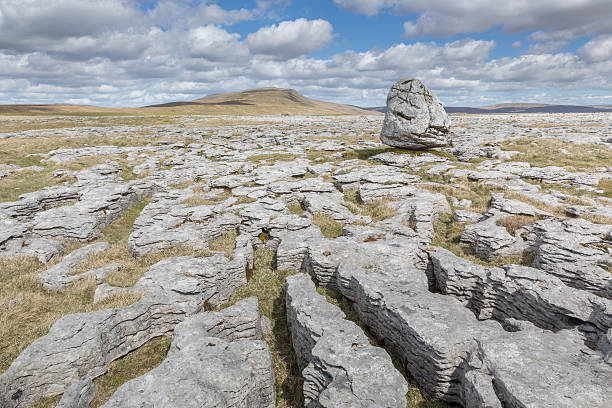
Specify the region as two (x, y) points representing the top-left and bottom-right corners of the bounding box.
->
(247, 19), (334, 59)
(188, 25), (249, 62)
(331, 0), (612, 41)
(578, 35), (612, 62)
(0, 0), (139, 51)
(332, 0), (387, 16)
(400, 0), (612, 38)
(1, 0), (612, 107)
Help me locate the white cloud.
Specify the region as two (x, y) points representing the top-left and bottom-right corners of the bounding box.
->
(332, 0), (387, 16)
(247, 19), (334, 59)
(527, 40), (568, 54)
(578, 35), (612, 62)
(331, 0), (612, 41)
(0, 0), (138, 50)
(188, 25), (249, 62)
(1, 0), (612, 107)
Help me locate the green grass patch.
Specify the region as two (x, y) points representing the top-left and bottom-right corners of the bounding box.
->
(342, 146), (453, 161)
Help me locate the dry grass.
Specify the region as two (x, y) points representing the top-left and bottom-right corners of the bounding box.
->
(342, 188), (396, 221)
(0, 262), (140, 375)
(582, 213), (612, 225)
(500, 137), (612, 171)
(288, 204), (306, 216)
(209, 229), (238, 259)
(598, 179), (612, 199)
(247, 153), (299, 163)
(312, 213), (345, 238)
(496, 215), (543, 235)
(89, 336), (172, 407)
(0, 198), (164, 373)
(0, 156), (114, 202)
(220, 248), (302, 408)
(180, 189), (233, 207)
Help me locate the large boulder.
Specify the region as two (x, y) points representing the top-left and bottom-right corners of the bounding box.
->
(380, 78), (452, 149)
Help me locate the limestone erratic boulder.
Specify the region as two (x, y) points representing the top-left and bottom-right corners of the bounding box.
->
(380, 78), (452, 149)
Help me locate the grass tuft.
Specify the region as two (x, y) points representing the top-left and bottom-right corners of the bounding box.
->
(209, 229), (238, 259)
(312, 213), (345, 238)
(342, 188), (396, 221)
(495, 215), (543, 235)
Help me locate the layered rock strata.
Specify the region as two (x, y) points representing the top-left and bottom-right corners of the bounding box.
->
(284, 273), (408, 407)
(101, 297), (275, 408)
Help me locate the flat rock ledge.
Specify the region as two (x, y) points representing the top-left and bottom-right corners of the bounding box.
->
(284, 273), (408, 407)
(101, 297), (275, 408)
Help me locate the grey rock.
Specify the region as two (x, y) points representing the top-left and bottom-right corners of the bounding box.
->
(527, 218), (612, 299)
(39, 242), (110, 290)
(260, 315), (273, 337)
(429, 247), (612, 348)
(302, 236), (612, 407)
(0, 249), (251, 407)
(453, 209), (482, 223)
(33, 181), (153, 242)
(461, 212), (528, 260)
(380, 78), (452, 149)
(56, 379), (95, 408)
(284, 274), (408, 407)
(128, 189), (241, 257)
(101, 297), (275, 408)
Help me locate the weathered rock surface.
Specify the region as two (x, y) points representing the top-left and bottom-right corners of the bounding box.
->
(38, 242), (110, 290)
(460, 212), (528, 260)
(2, 113), (611, 407)
(380, 78), (452, 149)
(526, 218), (612, 299)
(284, 273), (407, 407)
(0, 247), (251, 407)
(429, 246), (612, 348)
(101, 297), (275, 408)
(299, 235), (612, 407)
(55, 379), (95, 408)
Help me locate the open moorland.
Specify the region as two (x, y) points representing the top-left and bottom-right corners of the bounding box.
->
(0, 105), (611, 407)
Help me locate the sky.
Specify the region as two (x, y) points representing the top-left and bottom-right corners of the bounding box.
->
(1, 0), (612, 107)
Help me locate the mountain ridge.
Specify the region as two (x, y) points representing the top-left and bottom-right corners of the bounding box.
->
(0, 88), (379, 116)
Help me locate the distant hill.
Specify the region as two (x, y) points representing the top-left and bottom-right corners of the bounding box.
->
(143, 87), (378, 116)
(0, 87), (379, 117)
(364, 103), (612, 114)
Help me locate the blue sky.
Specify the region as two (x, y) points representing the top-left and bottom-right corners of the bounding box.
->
(1, 0), (611, 107)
